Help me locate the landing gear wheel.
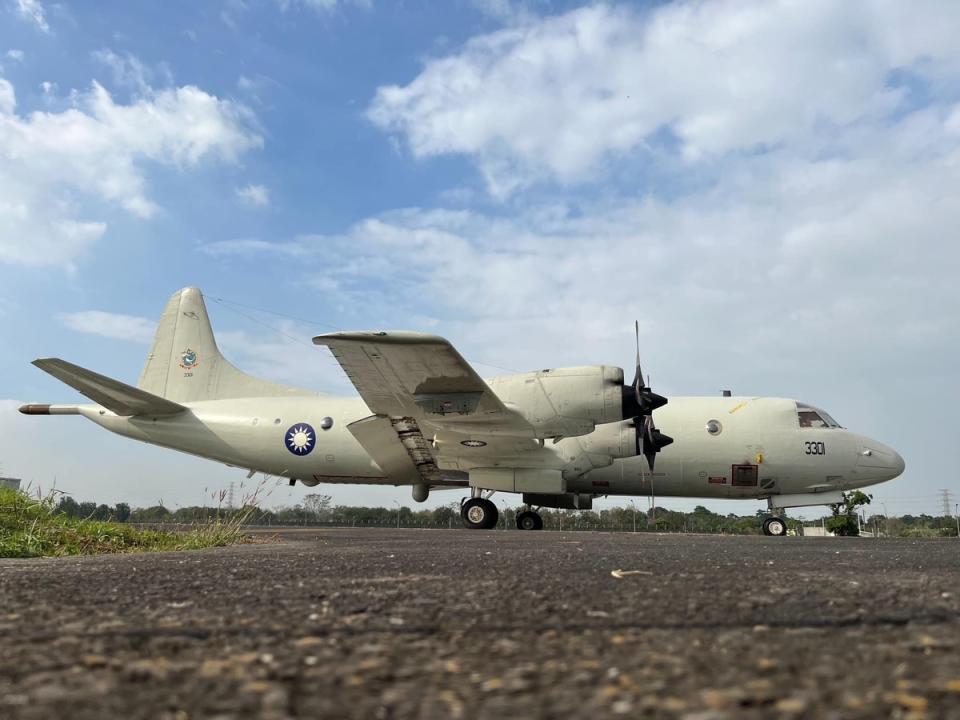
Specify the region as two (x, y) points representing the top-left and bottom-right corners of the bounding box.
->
(762, 516), (787, 537)
(461, 498), (499, 530)
(516, 510), (543, 531)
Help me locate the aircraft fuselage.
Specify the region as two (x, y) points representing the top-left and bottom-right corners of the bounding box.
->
(65, 393), (902, 502)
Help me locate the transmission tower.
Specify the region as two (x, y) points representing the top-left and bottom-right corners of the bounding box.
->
(227, 482), (236, 510)
(940, 489), (955, 517)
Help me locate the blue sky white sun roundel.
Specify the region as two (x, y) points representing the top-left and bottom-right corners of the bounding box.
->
(285, 423), (316, 456)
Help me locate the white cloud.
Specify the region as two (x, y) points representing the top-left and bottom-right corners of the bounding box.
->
(200, 237), (307, 257)
(274, 0), (371, 13)
(369, 0), (960, 196)
(92, 49), (172, 94)
(5, 49), (24, 62)
(236, 183), (270, 207)
(58, 311), (158, 344)
(217, 324), (354, 395)
(0, 77), (14, 114)
(15, 0), (48, 33)
(216, 99), (960, 400)
(471, 0), (540, 24)
(0, 74), (262, 267)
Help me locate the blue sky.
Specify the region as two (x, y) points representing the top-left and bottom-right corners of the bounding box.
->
(1, 0), (958, 518)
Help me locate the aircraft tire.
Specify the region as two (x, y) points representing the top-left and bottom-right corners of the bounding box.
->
(516, 511), (542, 531)
(762, 516), (787, 537)
(461, 498), (498, 530)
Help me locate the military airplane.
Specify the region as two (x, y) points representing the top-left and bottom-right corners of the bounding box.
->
(20, 287), (904, 535)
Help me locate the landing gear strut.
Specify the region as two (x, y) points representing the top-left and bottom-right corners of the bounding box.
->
(461, 497), (499, 530)
(516, 510), (543, 531)
(762, 516), (787, 537)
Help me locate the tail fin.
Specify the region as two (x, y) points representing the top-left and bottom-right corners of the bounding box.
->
(138, 287), (312, 402)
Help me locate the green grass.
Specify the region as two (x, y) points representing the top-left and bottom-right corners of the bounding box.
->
(0, 488), (252, 558)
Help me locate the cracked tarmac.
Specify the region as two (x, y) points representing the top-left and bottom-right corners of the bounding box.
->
(1, 529), (959, 719)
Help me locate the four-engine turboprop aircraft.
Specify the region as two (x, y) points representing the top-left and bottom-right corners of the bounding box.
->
(19, 287), (904, 535)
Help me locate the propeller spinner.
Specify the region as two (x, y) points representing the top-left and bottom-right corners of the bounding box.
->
(622, 321), (673, 470)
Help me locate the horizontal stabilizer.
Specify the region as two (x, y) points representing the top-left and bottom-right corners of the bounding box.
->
(32, 358), (186, 417)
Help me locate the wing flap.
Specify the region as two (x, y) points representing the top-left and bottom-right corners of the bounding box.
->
(347, 415), (426, 485)
(32, 358), (186, 417)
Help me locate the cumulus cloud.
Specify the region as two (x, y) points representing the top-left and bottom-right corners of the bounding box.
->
(58, 311), (158, 344)
(0, 74), (262, 267)
(15, 0), (48, 33)
(211, 100), (960, 402)
(236, 183), (270, 207)
(369, 0), (960, 196)
(5, 49), (24, 62)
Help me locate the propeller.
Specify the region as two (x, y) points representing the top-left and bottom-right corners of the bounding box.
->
(622, 321), (673, 470)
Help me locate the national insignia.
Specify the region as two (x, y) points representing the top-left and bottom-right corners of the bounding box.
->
(285, 423), (317, 456)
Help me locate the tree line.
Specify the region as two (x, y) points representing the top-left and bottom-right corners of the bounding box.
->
(51, 492), (959, 536)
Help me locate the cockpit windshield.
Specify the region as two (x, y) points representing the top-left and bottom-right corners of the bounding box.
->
(796, 403), (842, 429)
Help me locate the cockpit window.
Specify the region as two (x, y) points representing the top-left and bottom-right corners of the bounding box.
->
(797, 403), (841, 429)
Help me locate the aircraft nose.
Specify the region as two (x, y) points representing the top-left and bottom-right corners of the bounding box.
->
(857, 438), (905, 480)
(891, 449), (905, 477)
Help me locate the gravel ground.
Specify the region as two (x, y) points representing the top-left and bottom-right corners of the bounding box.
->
(1, 529), (959, 719)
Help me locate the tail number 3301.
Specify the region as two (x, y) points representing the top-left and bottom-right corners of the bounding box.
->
(804, 441), (826, 455)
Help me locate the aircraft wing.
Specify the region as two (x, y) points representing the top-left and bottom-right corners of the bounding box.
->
(313, 331), (532, 435)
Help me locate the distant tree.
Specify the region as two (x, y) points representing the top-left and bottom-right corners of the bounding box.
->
(113, 503), (131, 523)
(826, 490), (872, 536)
(130, 505), (173, 523)
(303, 493), (333, 521)
(56, 496), (80, 518)
(78, 501), (97, 519)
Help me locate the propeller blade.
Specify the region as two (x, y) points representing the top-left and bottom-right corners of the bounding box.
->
(622, 319), (672, 470)
(634, 319), (641, 381)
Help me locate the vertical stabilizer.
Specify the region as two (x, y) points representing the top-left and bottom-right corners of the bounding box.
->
(138, 287), (313, 402)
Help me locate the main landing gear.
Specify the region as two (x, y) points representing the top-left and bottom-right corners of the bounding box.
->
(460, 496), (499, 530)
(516, 510), (544, 531)
(459, 491), (546, 531)
(762, 516), (787, 537)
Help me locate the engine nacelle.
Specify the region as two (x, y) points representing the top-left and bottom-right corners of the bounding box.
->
(571, 419), (638, 459)
(551, 420), (639, 479)
(298, 478), (320, 487)
(487, 365), (626, 439)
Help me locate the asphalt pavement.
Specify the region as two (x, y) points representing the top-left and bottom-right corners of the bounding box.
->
(1, 529), (959, 719)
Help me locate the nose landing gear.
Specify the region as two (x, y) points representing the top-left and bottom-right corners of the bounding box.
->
(762, 516), (787, 536)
